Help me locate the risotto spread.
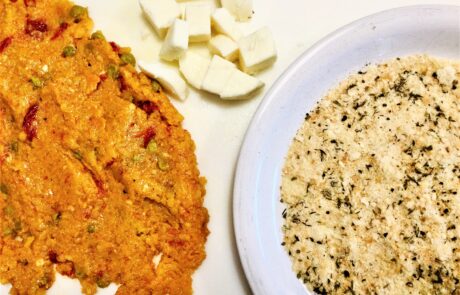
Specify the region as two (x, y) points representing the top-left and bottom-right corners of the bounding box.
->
(0, 0), (208, 294)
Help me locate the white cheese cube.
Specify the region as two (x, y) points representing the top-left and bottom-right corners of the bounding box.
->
(201, 55), (237, 94)
(159, 19), (189, 61)
(238, 27), (277, 74)
(139, 0), (181, 38)
(179, 51), (212, 89)
(200, 55), (264, 99)
(179, 3), (186, 19)
(221, 68), (264, 100)
(209, 35), (239, 61)
(138, 61), (189, 101)
(220, 0), (253, 22)
(185, 4), (212, 42)
(179, 1), (213, 19)
(211, 8), (242, 41)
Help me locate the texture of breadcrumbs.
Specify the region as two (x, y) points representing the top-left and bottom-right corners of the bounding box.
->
(281, 55), (460, 295)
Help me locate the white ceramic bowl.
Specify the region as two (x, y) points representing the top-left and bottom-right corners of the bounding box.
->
(233, 5), (460, 295)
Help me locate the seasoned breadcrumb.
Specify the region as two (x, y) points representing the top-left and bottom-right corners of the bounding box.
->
(281, 55), (460, 295)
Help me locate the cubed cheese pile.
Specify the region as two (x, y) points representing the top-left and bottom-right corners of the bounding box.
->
(138, 0), (277, 101)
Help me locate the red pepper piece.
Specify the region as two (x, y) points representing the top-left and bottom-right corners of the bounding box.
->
(99, 73), (108, 82)
(0, 37), (12, 53)
(133, 99), (158, 116)
(96, 74), (108, 90)
(51, 22), (69, 40)
(83, 167), (106, 195)
(24, 0), (36, 7)
(118, 75), (128, 91)
(23, 104), (39, 141)
(168, 239), (185, 247)
(60, 264), (75, 277)
(105, 159), (115, 168)
(92, 175), (105, 194)
(48, 250), (58, 263)
(89, 171), (105, 194)
(25, 19), (48, 36)
(82, 209), (92, 219)
(137, 127), (156, 148)
(109, 41), (120, 53)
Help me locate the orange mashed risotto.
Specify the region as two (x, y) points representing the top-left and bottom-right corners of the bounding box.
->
(0, 0), (208, 294)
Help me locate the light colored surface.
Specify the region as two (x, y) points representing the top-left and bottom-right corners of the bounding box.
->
(234, 5), (460, 295)
(1, 1), (459, 294)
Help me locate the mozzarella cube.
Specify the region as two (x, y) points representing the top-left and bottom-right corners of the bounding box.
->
(179, 3), (186, 19)
(209, 35), (239, 61)
(238, 27), (277, 74)
(200, 55), (264, 99)
(159, 19), (189, 61)
(180, 1), (213, 19)
(221, 69), (264, 100)
(139, 0), (181, 38)
(185, 4), (212, 42)
(211, 8), (242, 41)
(201, 55), (236, 95)
(179, 51), (212, 89)
(221, 0), (253, 22)
(138, 61), (189, 101)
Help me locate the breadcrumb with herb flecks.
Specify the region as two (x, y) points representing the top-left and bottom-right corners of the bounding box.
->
(281, 55), (460, 295)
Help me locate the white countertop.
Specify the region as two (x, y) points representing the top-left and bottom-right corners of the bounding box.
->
(2, 0), (459, 294)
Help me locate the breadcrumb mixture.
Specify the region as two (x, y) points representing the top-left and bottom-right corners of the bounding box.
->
(281, 56), (460, 295)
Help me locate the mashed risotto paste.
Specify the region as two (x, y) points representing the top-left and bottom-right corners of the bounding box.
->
(0, 1), (208, 294)
(281, 56), (460, 294)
